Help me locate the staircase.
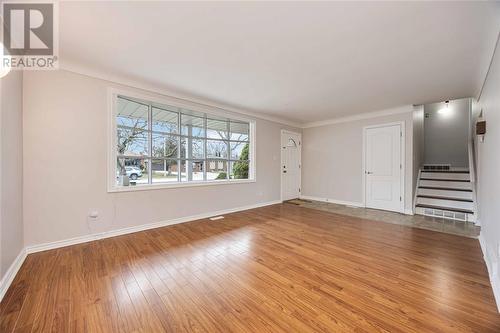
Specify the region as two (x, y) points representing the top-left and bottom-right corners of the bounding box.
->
(415, 169), (476, 222)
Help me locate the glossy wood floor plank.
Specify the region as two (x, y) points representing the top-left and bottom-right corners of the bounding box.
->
(1, 204), (499, 332)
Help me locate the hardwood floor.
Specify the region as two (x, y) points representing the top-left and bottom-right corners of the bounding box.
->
(1, 204), (499, 332)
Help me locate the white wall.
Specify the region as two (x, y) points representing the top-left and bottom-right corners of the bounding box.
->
(22, 70), (299, 246)
(0, 71), (24, 280)
(301, 106), (415, 213)
(476, 38), (500, 309)
(412, 105), (424, 200)
(423, 98), (470, 167)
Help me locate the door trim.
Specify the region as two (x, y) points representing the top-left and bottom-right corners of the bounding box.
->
(280, 129), (302, 202)
(362, 121), (405, 213)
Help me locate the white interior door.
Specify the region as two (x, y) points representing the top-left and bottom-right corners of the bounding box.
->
(365, 124), (403, 212)
(281, 131), (301, 201)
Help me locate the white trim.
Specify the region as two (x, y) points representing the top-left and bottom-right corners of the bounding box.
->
(109, 87), (257, 124)
(1, 200), (280, 300)
(362, 128), (366, 207)
(60, 65), (419, 130)
(280, 130), (302, 202)
(107, 87), (257, 193)
(108, 179), (256, 193)
(299, 195), (414, 215)
(299, 195), (364, 208)
(303, 105), (413, 128)
(249, 121), (257, 181)
(479, 232), (500, 312)
(0, 248), (27, 302)
(60, 65), (302, 128)
(107, 87), (116, 192)
(404, 209), (414, 215)
(362, 121), (406, 214)
(25, 200), (281, 254)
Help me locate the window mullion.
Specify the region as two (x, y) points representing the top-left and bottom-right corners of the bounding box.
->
(114, 94), (252, 189)
(203, 115), (207, 181)
(177, 112), (181, 182)
(226, 120), (230, 180)
(187, 122), (193, 182)
(148, 103), (153, 184)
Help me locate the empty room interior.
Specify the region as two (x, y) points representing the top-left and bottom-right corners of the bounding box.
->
(2, 1), (500, 332)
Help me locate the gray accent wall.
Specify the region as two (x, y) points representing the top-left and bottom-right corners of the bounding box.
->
(423, 98), (470, 167)
(301, 107), (415, 213)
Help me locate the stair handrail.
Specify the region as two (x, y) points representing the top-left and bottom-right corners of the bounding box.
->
(468, 140), (476, 184)
(468, 139), (479, 223)
(413, 168), (422, 213)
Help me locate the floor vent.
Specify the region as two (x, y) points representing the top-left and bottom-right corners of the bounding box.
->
(209, 216), (225, 221)
(423, 164), (451, 171)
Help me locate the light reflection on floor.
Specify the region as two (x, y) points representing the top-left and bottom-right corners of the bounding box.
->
(124, 226), (255, 304)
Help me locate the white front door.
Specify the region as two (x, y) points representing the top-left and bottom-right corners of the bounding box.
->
(281, 131), (301, 201)
(365, 124), (403, 212)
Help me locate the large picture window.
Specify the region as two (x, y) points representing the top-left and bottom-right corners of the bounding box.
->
(111, 93), (254, 190)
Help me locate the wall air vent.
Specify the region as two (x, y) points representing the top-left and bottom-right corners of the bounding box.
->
(422, 208), (467, 221)
(423, 164), (451, 171)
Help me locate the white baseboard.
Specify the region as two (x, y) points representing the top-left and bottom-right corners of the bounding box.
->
(2, 200), (279, 301)
(300, 195), (414, 215)
(479, 232), (500, 312)
(25, 200), (281, 254)
(299, 195), (364, 208)
(0, 248), (27, 301)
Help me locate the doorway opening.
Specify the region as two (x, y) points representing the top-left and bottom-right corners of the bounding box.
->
(281, 130), (301, 202)
(363, 122), (405, 213)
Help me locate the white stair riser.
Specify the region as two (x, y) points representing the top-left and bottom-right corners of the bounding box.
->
(416, 197), (473, 211)
(417, 188), (473, 200)
(415, 207), (476, 222)
(420, 172), (470, 181)
(419, 180), (472, 190)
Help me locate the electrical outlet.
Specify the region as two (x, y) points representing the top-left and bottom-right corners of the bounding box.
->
(87, 211), (99, 233)
(87, 211), (99, 224)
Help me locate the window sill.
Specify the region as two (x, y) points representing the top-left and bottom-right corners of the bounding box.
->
(107, 178), (256, 193)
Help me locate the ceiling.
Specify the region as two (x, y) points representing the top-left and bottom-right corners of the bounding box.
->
(59, 1), (500, 125)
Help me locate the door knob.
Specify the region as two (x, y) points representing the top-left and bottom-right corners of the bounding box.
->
(283, 170), (287, 173)
(366, 171), (373, 174)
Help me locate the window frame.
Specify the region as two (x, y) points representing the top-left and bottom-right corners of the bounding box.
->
(108, 88), (256, 192)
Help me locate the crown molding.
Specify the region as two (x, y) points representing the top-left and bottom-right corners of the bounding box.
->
(302, 105), (414, 128)
(478, 32), (499, 101)
(58, 61), (303, 128)
(58, 61), (417, 130)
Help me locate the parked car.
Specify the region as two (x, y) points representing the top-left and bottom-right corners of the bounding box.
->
(118, 166), (143, 180)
